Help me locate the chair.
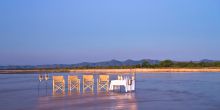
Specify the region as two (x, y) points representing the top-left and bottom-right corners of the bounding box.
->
(132, 75), (135, 80)
(97, 75), (109, 92)
(118, 75), (123, 80)
(83, 75), (94, 93)
(68, 76), (80, 93)
(53, 76), (65, 95)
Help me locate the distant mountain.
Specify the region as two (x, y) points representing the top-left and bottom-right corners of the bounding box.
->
(200, 59), (218, 63)
(75, 59), (122, 67)
(73, 59), (160, 67)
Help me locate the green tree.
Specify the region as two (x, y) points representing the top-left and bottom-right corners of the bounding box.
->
(159, 60), (174, 67)
(142, 61), (150, 68)
(135, 64), (141, 68)
(186, 61), (197, 68)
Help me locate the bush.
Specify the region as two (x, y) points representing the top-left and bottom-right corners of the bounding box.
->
(159, 60), (174, 67)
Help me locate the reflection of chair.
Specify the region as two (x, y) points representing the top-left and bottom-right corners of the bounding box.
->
(83, 75), (94, 93)
(68, 76), (80, 93)
(97, 75), (109, 92)
(53, 76), (65, 95)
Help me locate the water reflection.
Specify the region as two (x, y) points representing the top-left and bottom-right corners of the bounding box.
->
(37, 93), (138, 110)
(109, 93), (137, 110)
(37, 91), (137, 110)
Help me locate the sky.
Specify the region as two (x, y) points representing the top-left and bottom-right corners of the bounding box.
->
(0, 0), (220, 65)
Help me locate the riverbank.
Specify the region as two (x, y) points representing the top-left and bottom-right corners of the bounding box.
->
(1, 68), (220, 74)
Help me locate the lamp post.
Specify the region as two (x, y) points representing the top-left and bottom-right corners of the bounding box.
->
(39, 74), (43, 82)
(45, 73), (49, 81)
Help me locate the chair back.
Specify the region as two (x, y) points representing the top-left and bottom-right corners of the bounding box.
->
(68, 76), (78, 81)
(99, 75), (109, 82)
(83, 75), (93, 82)
(118, 75), (123, 80)
(53, 76), (64, 82)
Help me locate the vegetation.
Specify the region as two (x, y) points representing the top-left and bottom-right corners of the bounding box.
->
(51, 60), (220, 69)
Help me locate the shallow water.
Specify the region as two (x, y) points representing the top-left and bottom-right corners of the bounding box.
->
(0, 72), (220, 110)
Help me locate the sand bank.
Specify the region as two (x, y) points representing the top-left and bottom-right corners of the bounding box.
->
(70, 68), (220, 73)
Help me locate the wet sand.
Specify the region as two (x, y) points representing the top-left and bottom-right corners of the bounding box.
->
(1, 68), (220, 74)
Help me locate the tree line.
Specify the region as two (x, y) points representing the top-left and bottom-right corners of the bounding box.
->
(139, 60), (220, 68)
(64, 60), (220, 69)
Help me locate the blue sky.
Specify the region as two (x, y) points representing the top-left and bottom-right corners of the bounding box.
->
(0, 0), (220, 65)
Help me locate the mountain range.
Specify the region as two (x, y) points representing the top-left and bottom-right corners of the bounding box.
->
(74, 59), (159, 67)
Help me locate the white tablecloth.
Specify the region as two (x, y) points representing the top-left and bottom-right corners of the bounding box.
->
(109, 80), (135, 92)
